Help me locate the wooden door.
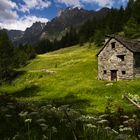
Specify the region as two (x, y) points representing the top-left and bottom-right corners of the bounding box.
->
(111, 70), (117, 81)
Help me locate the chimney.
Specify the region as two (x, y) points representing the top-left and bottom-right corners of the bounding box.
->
(104, 34), (113, 44)
(105, 38), (109, 43)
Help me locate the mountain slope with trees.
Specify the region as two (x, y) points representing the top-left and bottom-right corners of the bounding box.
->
(5, 0), (140, 53)
(6, 7), (110, 46)
(34, 0), (140, 54)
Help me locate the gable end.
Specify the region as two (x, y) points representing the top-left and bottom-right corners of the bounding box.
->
(96, 36), (137, 56)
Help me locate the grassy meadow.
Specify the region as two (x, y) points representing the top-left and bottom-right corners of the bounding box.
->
(0, 43), (140, 113)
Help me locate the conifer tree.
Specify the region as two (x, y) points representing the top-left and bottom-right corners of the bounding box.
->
(124, 17), (140, 38)
(0, 30), (14, 81)
(133, 0), (140, 23)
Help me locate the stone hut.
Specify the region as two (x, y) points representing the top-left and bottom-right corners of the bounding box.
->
(97, 35), (140, 81)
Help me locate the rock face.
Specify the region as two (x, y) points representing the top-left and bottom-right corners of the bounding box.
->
(7, 7), (110, 45)
(97, 36), (140, 81)
(17, 22), (46, 45)
(6, 30), (24, 43)
(41, 7), (110, 40)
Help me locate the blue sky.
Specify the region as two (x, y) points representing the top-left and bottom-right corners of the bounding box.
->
(0, 0), (128, 31)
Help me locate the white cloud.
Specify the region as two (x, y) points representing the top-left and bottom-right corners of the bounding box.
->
(0, 0), (49, 30)
(0, 0), (18, 22)
(55, 0), (112, 7)
(82, 0), (113, 7)
(0, 15), (49, 31)
(56, 0), (82, 7)
(55, 0), (128, 8)
(19, 0), (51, 12)
(0, 0), (17, 10)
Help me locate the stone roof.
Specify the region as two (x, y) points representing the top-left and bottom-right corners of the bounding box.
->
(97, 36), (140, 56)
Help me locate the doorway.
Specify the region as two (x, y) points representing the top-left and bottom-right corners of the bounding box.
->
(111, 70), (117, 81)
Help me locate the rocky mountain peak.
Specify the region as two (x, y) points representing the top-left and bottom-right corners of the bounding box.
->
(25, 22), (46, 35)
(7, 7), (110, 45)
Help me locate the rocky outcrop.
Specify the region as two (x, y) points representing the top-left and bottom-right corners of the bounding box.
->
(41, 7), (110, 40)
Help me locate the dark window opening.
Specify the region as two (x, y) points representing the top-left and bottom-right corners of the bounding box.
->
(122, 71), (126, 75)
(117, 55), (125, 61)
(134, 53), (140, 68)
(104, 70), (107, 74)
(111, 42), (116, 49)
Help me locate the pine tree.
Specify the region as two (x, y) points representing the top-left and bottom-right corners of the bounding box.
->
(125, 0), (135, 21)
(94, 30), (105, 46)
(14, 46), (28, 67)
(124, 17), (140, 38)
(133, 0), (140, 23)
(35, 39), (52, 54)
(0, 30), (14, 81)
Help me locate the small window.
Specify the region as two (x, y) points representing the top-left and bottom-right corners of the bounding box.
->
(122, 71), (126, 75)
(104, 70), (107, 74)
(111, 42), (116, 49)
(117, 55), (125, 61)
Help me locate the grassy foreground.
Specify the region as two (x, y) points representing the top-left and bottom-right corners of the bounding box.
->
(0, 44), (140, 113)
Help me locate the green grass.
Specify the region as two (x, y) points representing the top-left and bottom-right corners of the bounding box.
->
(0, 43), (140, 113)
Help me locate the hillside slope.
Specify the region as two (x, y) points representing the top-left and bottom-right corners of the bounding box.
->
(0, 44), (140, 113)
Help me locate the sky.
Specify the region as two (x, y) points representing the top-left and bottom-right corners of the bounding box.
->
(0, 0), (129, 31)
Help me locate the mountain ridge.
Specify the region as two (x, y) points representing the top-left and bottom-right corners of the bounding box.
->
(7, 7), (110, 46)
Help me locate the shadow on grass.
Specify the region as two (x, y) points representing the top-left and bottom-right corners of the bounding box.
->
(50, 94), (90, 110)
(12, 85), (40, 98)
(13, 70), (26, 79)
(4, 70), (26, 84)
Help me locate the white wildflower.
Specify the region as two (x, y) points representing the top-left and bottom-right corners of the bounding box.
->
(19, 111), (28, 117)
(132, 114), (137, 119)
(52, 126), (57, 133)
(122, 115), (129, 119)
(36, 118), (46, 123)
(123, 121), (129, 125)
(5, 114), (12, 118)
(104, 127), (111, 130)
(25, 118), (32, 123)
(119, 125), (124, 128)
(40, 123), (48, 131)
(29, 112), (38, 116)
(86, 124), (97, 128)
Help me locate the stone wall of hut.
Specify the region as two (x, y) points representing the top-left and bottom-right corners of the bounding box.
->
(98, 38), (134, 81)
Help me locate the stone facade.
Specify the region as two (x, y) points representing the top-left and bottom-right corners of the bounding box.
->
(97, 38), (139, 81)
